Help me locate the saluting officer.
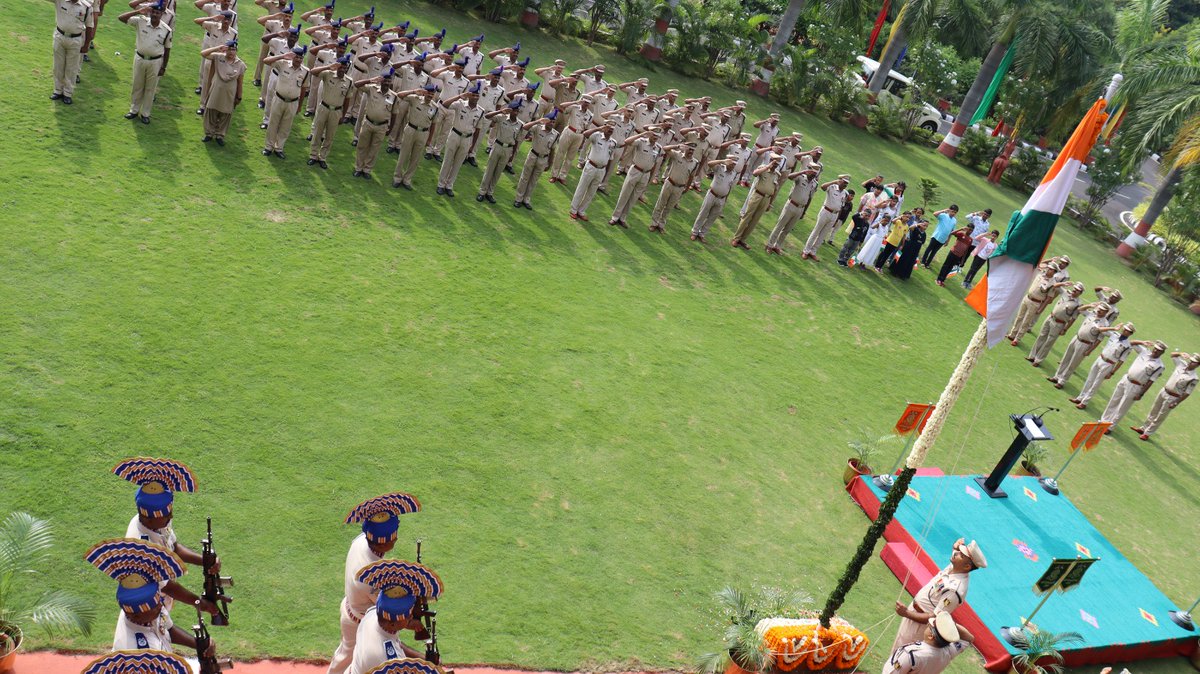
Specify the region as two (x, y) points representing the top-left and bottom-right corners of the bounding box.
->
(391, 83), (439, 190)
(764, 167), (820, 254)
(731, 153), (785, 250)
(352, 67), (400, 179)
(1070, 323), (1139, 409)
(1100, 340), (1168, 431)
(1008, 262), (1072, 344)
(49, 0), (93, 104)
(1132, 352), (1199, 440)
(890, 538), (985, 653)
(119, 1), (172, 124)
(1027, 282), (1085, 367)
(1047, 302), (1114, 389)
(690, 156), (738, 243)
(477, 100), (523, 203)
(307, 55), (353, 168)
(435, 82), (485, 197)
(512, 114), (559, 210)
(262, 45), (310, 158)
(608, 128), (662, 229)
(200, 39), (246, 145)
(800, 174), (850, 261)
(568, 124), (617, 222)
(884, 613), (975, 674)
(648, 143), (698, 233)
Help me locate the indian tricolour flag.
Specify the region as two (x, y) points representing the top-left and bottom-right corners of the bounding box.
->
(966, 97), (1110, 347)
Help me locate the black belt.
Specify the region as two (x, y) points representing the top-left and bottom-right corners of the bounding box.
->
(57, 27), (84, 37)
(588, 159), (605, 169)
(667, 178), (687, 188)
(451, 128), (470, 136)
(710, 190), (730, 199)
(320, 102), (342, 110)
(495, 140), (514, 148)
(365, 116), (389, 125)
(137, 52), (163, 60)
(276, 92), (299, 103)
(407, 122), (429, 131)
(530, 149), (547, 158)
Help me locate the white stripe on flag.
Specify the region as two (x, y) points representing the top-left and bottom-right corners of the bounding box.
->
(985, 256), (1039, 347)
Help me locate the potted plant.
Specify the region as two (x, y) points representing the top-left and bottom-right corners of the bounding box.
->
(1010, 626), (1083, 674)
(843, 434), (892, 485)
(696, 586), (813, 674)
(0, 512), (95, 674)
(520, 0), (540, 27)
(1018, 444), (1049, 477)
(652, 2), (672, 34)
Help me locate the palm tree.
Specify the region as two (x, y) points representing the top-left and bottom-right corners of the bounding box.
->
(1110, 21), (1200, 256)
(937, 0), (1113, 157)
(866, 0), (986, 96)
(0, 512), (95, 652)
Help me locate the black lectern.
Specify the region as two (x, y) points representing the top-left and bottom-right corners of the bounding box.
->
(975, 414), (1053, 498)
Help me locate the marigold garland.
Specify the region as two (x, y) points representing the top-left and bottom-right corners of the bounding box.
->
(757, 617), (870, 672)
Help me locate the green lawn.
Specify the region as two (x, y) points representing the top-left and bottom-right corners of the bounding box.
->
(2, 2), (1198, 673)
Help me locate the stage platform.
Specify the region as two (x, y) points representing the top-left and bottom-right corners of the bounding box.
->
(847, 470), (1199, 671)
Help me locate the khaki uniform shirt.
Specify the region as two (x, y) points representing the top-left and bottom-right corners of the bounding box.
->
(435, 72), (468, 103)
(663, 151), (697, 186)
(821, 184), (848, 212)
(1075, 312), (1107, 345)
(1162, 357), (1198, 398)
(404, 95), (436, 128)
(1098, 334), (1134, 367)
(130, 15), (172, 57)
(492, 115), (522, 146)
(477, 80), (504, 113)
(359, 83), (397, 124)
(607, 117), (634, 145)
(1026, 276), (1056, 303)
(565, 106), (593, 133)
(784, 174), (817, 206)
(581, 76), (608, 94)
(272, 61), (309, 100)
(317, 70), (353, 109)
(913, 565), (969, 614)
(207, 56), (246, 113)
(750, 167), (783, 197)
(528, 125), (559, 157)
(393, 63), (427, 92)
(627, 137), (659, 171)
(54, 0), (91, 35)
(584, 135), (618, 166)
(884, 640), (968, 674)
(445, 100), (484, 135)
(1125, 347), (1164, 387)
(708, 163), (737, 198)
(753, 122), (779, 148)
(201, 19), (236, 51)
(1047, 292), (1081, 327)
(265, 36), (290, 60)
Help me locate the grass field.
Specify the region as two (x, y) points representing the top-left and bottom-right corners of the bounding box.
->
(3, 1), (1199, 673)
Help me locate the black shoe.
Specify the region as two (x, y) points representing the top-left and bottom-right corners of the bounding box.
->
(524, 203), (533, 211)
(63, 96), (73, 105)
(386, 146), (398, 154)
(140, 116), (150, 124)
(307, 158), (316, 165)
(436, 187), (446, 195)
(514, 201), (522, 208)
(306, 134), (313, 141)
(318, 160), (328, 169)
(257, 100), (265, 109)
(445, 189), (455, 198)
(195, 86), (202, 95)
(215, 137), (225, 146)
(485, 195), (496, 204)
(466, 157), (477, 167)
(124, 112), (137, 119)
(597, 187), (608, 195)
(303, 110), (313, 117)
(361, 172), (371, 179)
(401, 182), (412, 190)
(424, 151), (433, 159)
(253, 78), (262, 87)
(196, 108), (204, 115)
(476, 194), (485, 202)
(51, 93), (63, 100)
(83, 53), (90, 62)
(263, 149), (272, 156)
(260, 122), (268, 129)
(504, 165), (514, 174)
(433, 154), (443, 162)
(353, 170), (363, 177)
(394, 181), (403, 188)
(75, 75), (80, 83)
(203, 135), (213, 143)
(274, 150), (285, 159)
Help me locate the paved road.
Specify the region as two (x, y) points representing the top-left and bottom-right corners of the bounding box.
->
(1070, 157), (1163, 232)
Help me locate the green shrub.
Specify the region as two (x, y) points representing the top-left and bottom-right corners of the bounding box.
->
(1003, 149), (1048, 192)
(955, 127), (1000, 172)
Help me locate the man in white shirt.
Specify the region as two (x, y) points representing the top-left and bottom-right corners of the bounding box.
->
(328, 492), (422, 674)
(959, 229), (997, 289)
(883, 612), (975, 674)
(890, 538), (985, 653)
(348, 560), (444, 674)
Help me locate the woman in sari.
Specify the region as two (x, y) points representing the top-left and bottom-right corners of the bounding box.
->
(891, 220), (928, 280)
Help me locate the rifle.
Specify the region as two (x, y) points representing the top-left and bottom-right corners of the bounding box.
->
(413, 539), (446, 669)
(202, 517), (234, 626)
(192, 601), (234, 674)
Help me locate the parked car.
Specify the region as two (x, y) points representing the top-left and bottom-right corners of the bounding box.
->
(855, 55), (951, 134)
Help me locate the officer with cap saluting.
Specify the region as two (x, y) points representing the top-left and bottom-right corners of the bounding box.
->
(262, 44), (311, 157)
(49, 0), (92, 104)
(352, 66), (400, 179)
(435, 81), (485, 197)
(307, 54), (354, 167)
(118, 0), (172, 123)
(1132, 351), (1200, 440)
(84, 537), (217, 657)
(199, 40), (246, 145)
(391, 82), (440, 189)
(113, 457), (228, 618)
(328, 493), (422, 674)
(884, 612), (975, 674)
(890, 537), (985, 654)
(348, 559), (444, 674)
(1100, 339), (1168, 432)
(477, 99), (523, 203)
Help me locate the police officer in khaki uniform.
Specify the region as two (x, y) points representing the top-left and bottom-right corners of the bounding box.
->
(258, 24), (301, 126)
(800, 175), (849, 261)
(1008, 264), (1073, 344)
(513, 114), (559, 210)
(1070, 323), (1139, 409)
(890, 538), (985, 653)
(351, 67), (399, 179)
(50, 0), (92, 103)
(252, 0), (290, 86)
(1027, 282), (1085, 366)
(549, 95), (592, 184)
(306, 55), (353, 167)
(391, 83), (439, 189)
(194, 8), (236, 110)
(119, 1), (172, 123)
(1132, 352), (1199, 440)
(765, 168), (820, 254)
(1100, 340), (1167, 431)
(436, 82), (485, 197)
(885, 613), (975, 674)
(199, 39), (245, 144)
(731, 153), (784, 249)
(569, 124), (617, 221)
(262, 44), (309, 157)
(690, 157), (738, 243)
(476, 100), (523, 203)
(648, 143), (698, 233)
(609, 128), (662, 228)
(1048, 302), (1113, 388)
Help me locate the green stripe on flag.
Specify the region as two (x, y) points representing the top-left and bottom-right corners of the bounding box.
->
(993, 209), (1058, 265)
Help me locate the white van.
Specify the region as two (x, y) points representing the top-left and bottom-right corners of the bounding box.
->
(855, 55), (951, 134)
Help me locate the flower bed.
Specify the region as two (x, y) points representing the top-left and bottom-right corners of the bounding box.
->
(757, 617), (870, 672)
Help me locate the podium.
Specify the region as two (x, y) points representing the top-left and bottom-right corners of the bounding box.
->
(975, 414), (1053, 498)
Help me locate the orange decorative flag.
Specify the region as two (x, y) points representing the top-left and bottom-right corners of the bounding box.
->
(1070, 422), (1111, 452)
(894, 403), (935, 435)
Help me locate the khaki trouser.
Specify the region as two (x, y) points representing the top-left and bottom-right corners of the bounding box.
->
(427, 106), (452, 153)
(691, 190), (728, 237)
(203, 108), (232, 138)
(261, 69), (278, 123)
(514, 149), (549, 205)
(130, 54), (162, 116)
(1076, 358), (1121, 405)
(552, 130), (584, 180)
(733, 189), (773, 242)
(354, 119), (388, 172)
(253, 41), (269, 82)
(1052, 337), (1095, 384)
(651, 181), (686, 229)
(393, 123), (427, 185)
(387, 98), (410, 149)
(199, 57), (212, 98)
(469, 115), (494, 158)
(766, 200), (804, 249)
(1008, 297), (1044, 340)
(611, 167), (651, 224)
(803, 206), (839, 255)
(309, 103), (342, 160)
(53, 30), (85, 96)
(265, 94), (299, 151)
(1141, 391), (1179, 435)
(437, 129), (472, 189)
(1029, 318), (1068, 364)
(479, 141), (516, 196)
(599, 156), (620, 191)
(570, 162), (605, 216)
(326, 598), (359, 674)
(1101, 376), (1142, 425)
